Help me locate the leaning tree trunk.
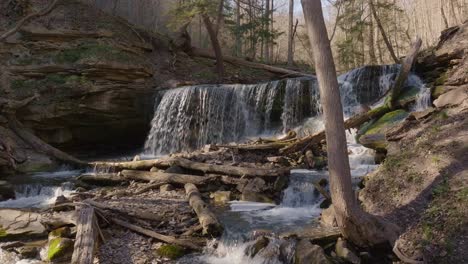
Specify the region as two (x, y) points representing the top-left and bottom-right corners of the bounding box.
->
(369, 0), (399, 64)
(202, 13), (224, 82)
(301, 0), (399, 248)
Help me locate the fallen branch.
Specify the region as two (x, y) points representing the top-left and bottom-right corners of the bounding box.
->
(120, 170), (213, 185)
(185, 183), (223, 236)
(71, 206), (98, 264)
(191, 48), (315, 78)
(84, 200), (161, 222)
(0, 0), (61, 42)
(77, 173), (123, 186)
(216, 141), (292, 151)
(170, 158), (289, 178)
(111, 217), (202, 250)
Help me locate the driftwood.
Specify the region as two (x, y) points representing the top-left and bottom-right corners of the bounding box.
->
(111, 218), (201, 250)
(90, 159), (171, 171)
(171, 158), (288, 178)
(0, 0), (61, 41)
(389, 38), (423, 108)
(77, 173), (123, 186)
(71, 206), (98, 264)
(120, 170), (213, 185)
(217, 142), (292, 151)
(185, 183), (223, 237)
(191, 48), (314, 78)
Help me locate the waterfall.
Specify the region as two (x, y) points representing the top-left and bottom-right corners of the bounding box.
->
(144, 64), (426, 156)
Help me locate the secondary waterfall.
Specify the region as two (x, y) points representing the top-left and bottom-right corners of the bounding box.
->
(145, 64), (426, 156)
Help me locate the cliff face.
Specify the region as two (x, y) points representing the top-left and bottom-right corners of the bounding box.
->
(0, 0), (278, 174)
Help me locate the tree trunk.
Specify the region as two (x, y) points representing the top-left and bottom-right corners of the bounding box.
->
(202, 14), (224, 81)
(120, 170), (213, 185)
(263, 0), (270, 63)
(235, 0), (241, 56)
(214, 0), (225, 37)
(368, 0), (377, 64)
(370, 0), (399, 64)
(440, 1), (449, 29)
(270, 0), (274, 60)
(301, 0), (399, 248)
(287, 0), (294, 66)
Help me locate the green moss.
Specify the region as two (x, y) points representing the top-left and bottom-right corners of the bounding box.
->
(364, 110), (409, 135)
(396, 86), (420, 105)
(47, 237), (73, 261)
(0, 227), (7, 238)
(432, 86), (446, 98)
(156, 244), (186, 260)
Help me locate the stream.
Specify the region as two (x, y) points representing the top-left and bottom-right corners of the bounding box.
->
(0, 65), (431, 263)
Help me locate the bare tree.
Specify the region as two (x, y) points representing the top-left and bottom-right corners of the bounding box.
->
(287, 0), (294, 66)
(301, 0), (399, 247)
(369, 0), (399, 64)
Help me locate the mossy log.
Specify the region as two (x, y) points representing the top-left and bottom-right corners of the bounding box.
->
(185, 183), (223, 237)
(170, 158), (289, 178)
(120, 170), (213, 185)
(71, 206), (98, 264)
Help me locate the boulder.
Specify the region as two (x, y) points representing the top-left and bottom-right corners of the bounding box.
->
(245, 236), (270, 257)
(295, 239), (331, 264)
(358, 110), (409, 150)
(160, 184), (175, 193)
(335, 238), (361, 264)
(0, 209), (47, 241)
(53, 195), (73, 212)
(0, 180), (15, 201)
(434, 86), (468, 108)
(47, 237), (74, 262)
(210, 191), (231, 204)
(156, 244), (186, 260)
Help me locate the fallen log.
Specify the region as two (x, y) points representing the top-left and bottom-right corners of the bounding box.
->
(71, 206), (98, 264)
(389, 38), (423, 108)
(216, 141), (292, 151)
(191, 48), (315, 78)
(77, 173), (123, 186)
(170, 158), (289, 177)
(120, 170), (213, 185)
(185, 183), (223, 237)
(111, 218), (202, 250)
(90, 159), (171, 171)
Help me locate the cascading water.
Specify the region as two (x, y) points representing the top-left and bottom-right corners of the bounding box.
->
(144, 65), (420, 156)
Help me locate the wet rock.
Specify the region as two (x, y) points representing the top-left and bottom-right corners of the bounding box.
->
(0, 209), (47, 241)
(295, 239), (331, 264)
(335, 238), (361, 264)
(47, 237), (74, 262)
(49, 227), (72, 239)
(133, 155), (141, 161)
(210, 191), (231, 204)
(241, 192), (274, 203)
(160, 184), (175, 193)
(320, 207), (338, 228)
(358, 110), (409, 150)
(246, 236), (270, 257)
(18, 246), (39, 259)
(150, 166), (159, 172)
(267, 156), (289, 166)
(0, 180), (15, 201)
(156, 244), (186, 260)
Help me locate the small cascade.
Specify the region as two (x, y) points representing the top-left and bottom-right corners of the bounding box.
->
(0, 168), (80, 209)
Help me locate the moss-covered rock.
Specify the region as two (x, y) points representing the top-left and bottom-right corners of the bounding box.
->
(0, 210), (47, 242)
(358, 110), (409, 150)
(47, 237), (74, 262)
(156, 244), (186, 260)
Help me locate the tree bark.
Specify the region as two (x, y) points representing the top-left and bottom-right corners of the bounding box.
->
(369, 0), (399, 64)
(263, 0), (270, 63)
(235, 0), (242, 56)
(170, 158), (289, 178)
(368, 0), (377, 64)
(71, 206), (98, 264)
(91, 158), (171, 171)
(301, 0), (399, 248)
(202, 14), (224, 82)
(185, 183), (223, 236)
(214, 0), (225, 37)
(287, 0), (294, 66)
(191, 48), (314, 77)
(440, 1), (449, 29)
(120, 170), (213, 185)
